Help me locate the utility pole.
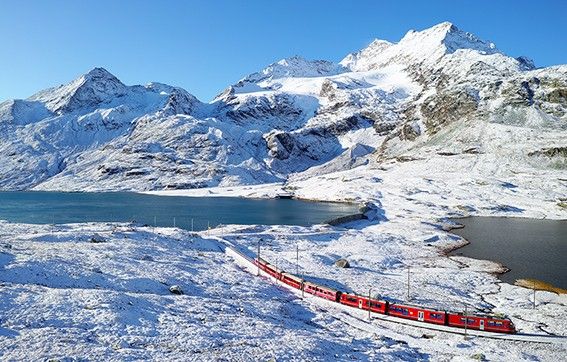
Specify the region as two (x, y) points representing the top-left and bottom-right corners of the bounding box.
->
(407, 266), (410, 301)
(464, 305), (468, 340)
(191, 218), (194, 232)
(296, 244), (299, 275)
(173, 217), (176, 228)
(368, 287), (372, 320)
(154, 216), (157, 227)
(257, 238), (261, 276)
(533, 281), (536, 309)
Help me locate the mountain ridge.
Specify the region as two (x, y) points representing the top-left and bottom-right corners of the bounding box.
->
(0, 22), (565, 192)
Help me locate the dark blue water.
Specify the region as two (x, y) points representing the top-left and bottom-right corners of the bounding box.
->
(450, 217), (567, 290)
(0, 191), (359, 231)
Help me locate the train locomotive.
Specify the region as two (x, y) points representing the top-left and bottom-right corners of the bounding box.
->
(253, 257), (516, 334)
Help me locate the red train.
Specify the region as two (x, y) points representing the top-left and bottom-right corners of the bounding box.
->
(254, 257), (516, 334)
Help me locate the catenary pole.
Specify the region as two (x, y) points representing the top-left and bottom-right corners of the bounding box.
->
(407, 266), (410, 301)
(368, 287), (372, 320)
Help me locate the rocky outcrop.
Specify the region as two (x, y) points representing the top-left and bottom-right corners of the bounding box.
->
(265, 131), (295, 160)
(420, 89), (479, 134)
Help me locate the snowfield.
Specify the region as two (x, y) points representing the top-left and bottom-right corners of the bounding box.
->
(0, 220), (565, 361)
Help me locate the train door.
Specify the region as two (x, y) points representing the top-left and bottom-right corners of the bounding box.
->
(358, 300), (363, 309)
(418, 311), (424, 322)
(479, 320), (485, 330)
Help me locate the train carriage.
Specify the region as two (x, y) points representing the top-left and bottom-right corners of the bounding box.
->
(254, 257), (283, 280)
(303, 281), (341, 302)
(281, 272), (303, 290)
(447, 313), (515, 333)
(339, 293), (388, 314)
(387, 303), (447, 325)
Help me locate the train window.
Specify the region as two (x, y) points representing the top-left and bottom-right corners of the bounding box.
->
(430, 313), (443, 320)
(391, 306), (409, 315)
(487, 321), (503, 326)
(460, 318), (476, 324)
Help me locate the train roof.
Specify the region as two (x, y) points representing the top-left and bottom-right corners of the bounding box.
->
(281, 272), (303, 282)
(303, 280), (339, 293)
(388, 302), (447, 313)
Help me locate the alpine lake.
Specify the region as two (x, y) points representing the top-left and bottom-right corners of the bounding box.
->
(450, 217), (567, 291)
(0, 191), (360, 232)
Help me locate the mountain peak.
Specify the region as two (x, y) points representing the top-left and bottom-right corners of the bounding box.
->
(83, 67), (120, 81)
(432, 21), (456, 32)
(341, 22), (501, 72)
(220, 56), (345, 97)
(401, 22), (498, 55)
(28, 67), (127, 114)
(249, 56), (343, 82)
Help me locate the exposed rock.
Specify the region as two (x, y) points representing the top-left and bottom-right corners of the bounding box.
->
(334, 258), (350, 268)
(528, 147), (567, 158)
(265, 131), (295, 160)
(399, 121), (421, 141)
(169, 285), (183, 295)
(463, 146), (483, 154)
(420, 88), (479, 134)
(89, 234), (107, 243)
(544, 88), (567, 105)
(326, 114), (372, 136)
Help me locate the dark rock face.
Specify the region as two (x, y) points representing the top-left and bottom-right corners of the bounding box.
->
(327, 114), (373, 136)
(265, 131), (295, 160)
(528, 147), (567, 158)
(161, 89), (198, 116)
(222, 93), (308, 131)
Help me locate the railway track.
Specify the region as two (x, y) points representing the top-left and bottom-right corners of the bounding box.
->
(223, 242), (566, 345)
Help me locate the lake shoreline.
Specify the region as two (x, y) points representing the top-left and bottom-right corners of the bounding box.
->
(447, 216), (567, 293)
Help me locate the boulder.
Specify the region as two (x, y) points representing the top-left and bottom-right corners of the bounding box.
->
(169, 285), (183, 295)
(335, 258), (350, 268)
(89, 233), (107, 243)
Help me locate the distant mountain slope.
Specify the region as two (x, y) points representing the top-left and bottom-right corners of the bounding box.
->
(0, 22), (565, 191)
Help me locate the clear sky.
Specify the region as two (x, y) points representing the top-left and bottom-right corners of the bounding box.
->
(1, 0), (566, 102)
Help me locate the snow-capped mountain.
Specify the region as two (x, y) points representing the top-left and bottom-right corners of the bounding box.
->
(0, 22), (565, 191)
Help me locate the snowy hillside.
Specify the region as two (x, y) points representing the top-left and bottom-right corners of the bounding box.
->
(0, 22), (565, 192)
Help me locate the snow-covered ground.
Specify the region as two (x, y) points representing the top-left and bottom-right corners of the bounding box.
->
(0, 219), (565, 361)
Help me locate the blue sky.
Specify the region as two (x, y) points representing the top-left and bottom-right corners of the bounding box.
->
(1, 0), (566, 102)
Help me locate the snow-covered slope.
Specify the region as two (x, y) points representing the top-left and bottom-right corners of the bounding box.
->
(0, 22), (565, 192)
